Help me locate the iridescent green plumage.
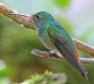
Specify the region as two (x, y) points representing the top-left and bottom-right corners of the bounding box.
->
(31, 11), (88, 80)
(32, 11), (88, 80)
(47, 22), (88, 79)
(10, 11), (88, 80)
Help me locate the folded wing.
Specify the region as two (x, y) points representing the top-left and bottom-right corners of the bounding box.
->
(47, 23), (87, 76)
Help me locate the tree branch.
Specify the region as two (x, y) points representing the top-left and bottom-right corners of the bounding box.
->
(0, 3), (35, 29)
(31, 49), (94, 64)
(0, 3), (94, 61)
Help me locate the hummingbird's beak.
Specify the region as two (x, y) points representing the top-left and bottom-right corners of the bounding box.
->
(9, 13), (34, 18)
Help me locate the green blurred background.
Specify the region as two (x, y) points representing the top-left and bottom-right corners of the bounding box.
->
(0, 0), (94, 84)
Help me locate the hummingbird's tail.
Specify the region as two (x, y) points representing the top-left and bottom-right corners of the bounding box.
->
(80, 63), (88, 80)
(81, 73), (88, 80)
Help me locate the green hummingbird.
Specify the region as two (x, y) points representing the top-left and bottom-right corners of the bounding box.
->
(10, 11), (88, 80)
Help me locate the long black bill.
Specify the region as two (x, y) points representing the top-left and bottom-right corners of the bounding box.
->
(9, 13), (34, 18)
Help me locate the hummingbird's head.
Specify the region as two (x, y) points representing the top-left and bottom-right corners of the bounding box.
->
(9, 11), (55, 28)
(31, 11), (55, 27)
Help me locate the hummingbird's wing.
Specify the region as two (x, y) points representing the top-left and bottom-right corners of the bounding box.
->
(47, 22), (87, 78)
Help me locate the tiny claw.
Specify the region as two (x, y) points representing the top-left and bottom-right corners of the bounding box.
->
(43, 50), (53, 58)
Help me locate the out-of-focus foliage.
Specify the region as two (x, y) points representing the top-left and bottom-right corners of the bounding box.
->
(52, 0), (70, 8)
(0, 60), (11, 84)
(0, 0), (94, 84)
(20, 71), (67, 84)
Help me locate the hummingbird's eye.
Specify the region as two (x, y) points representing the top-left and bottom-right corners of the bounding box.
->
(35, 15), (40, 19)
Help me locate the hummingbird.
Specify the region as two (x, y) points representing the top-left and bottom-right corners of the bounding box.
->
(10, 11), (88, 80)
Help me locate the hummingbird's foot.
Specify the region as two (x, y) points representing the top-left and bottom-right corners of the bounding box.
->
(50, 51), (55, 55)
(49, 51), (54, 56)
(43, 50), (53, 58)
